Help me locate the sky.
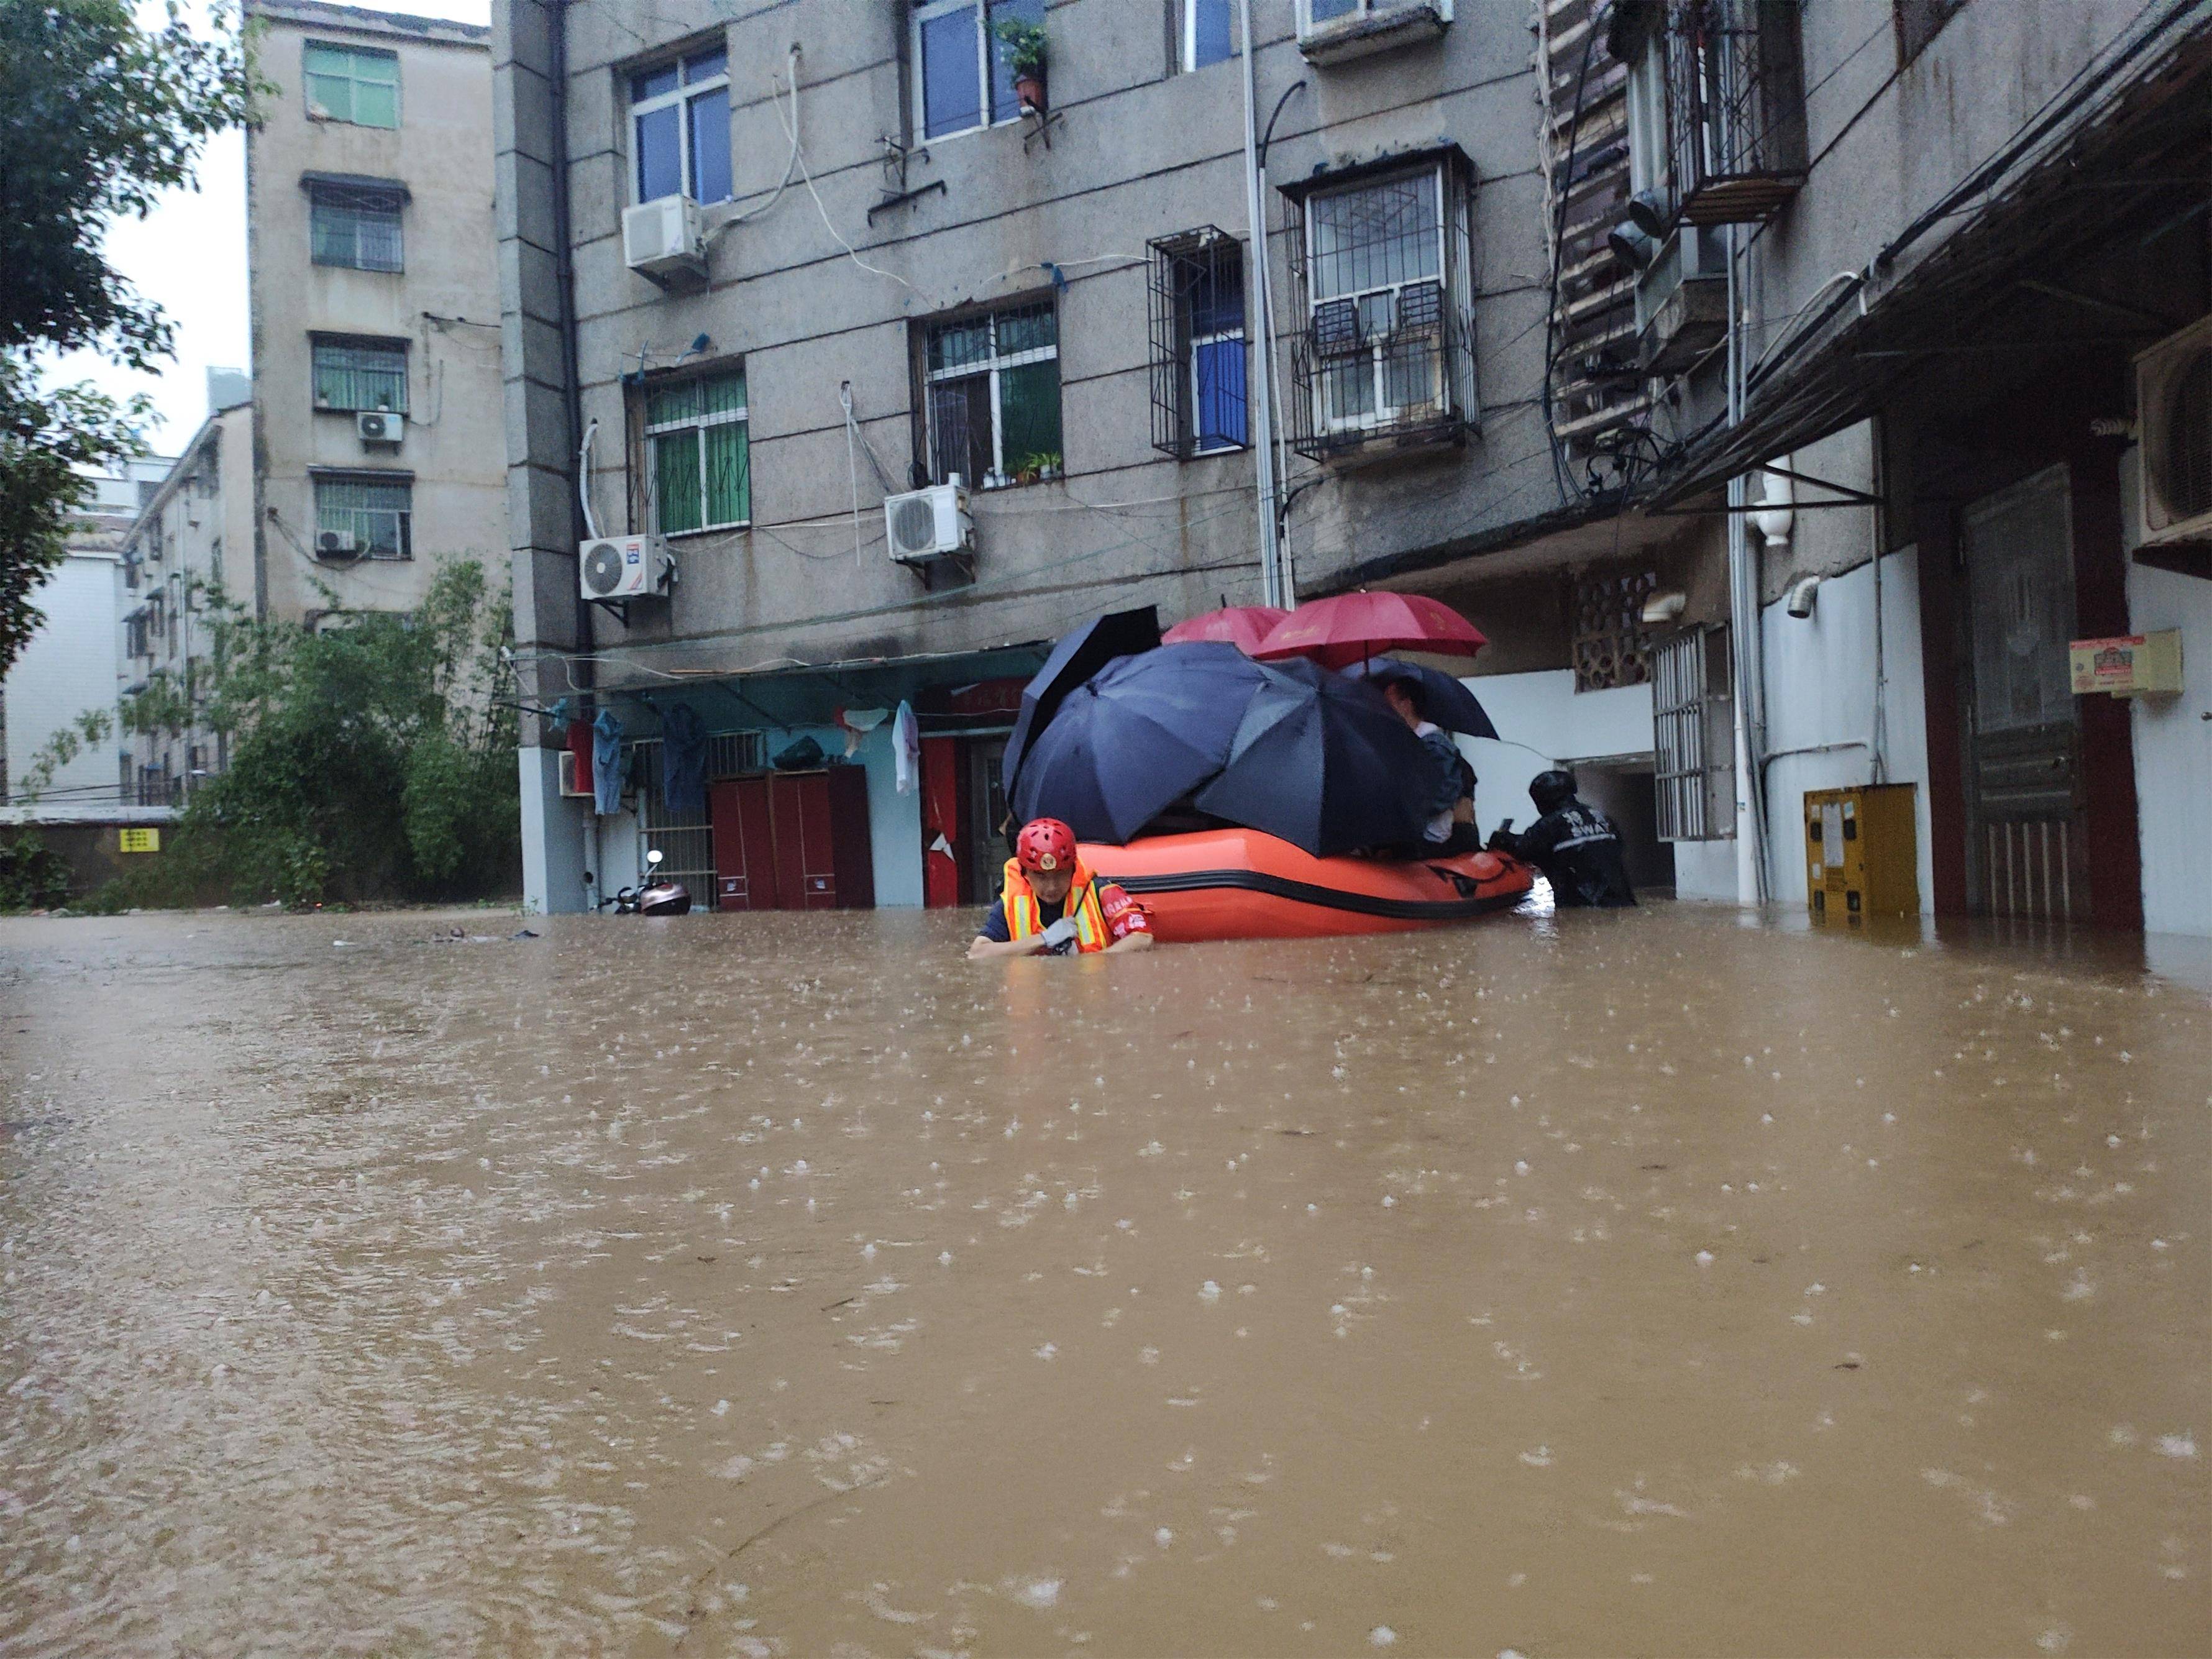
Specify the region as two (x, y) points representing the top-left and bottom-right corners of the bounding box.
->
(43, 0), (491, 460)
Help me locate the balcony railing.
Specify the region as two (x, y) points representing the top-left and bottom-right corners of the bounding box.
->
(1663, 0), (1806, 225)
(1289, 299), (1473, 462)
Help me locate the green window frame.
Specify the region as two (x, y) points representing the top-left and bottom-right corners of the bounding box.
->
(311, 337), (408, 413)
(304, 42), (399, 128)
(644, 368), (749, 535)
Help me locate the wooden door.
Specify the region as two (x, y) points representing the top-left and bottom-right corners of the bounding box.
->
(1961, 465), (2088, 920)
(708, 777), (779, 910)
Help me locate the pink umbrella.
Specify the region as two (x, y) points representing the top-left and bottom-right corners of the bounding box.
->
(1162, 604), (1291, 655)
(1252, 592), (1488, 671)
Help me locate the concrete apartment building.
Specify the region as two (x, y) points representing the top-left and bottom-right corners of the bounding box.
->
(114, 380), (257, 805)
(1, 454), (173, 816)
(1535, 0), (2211, 943)
(243, 0), (505, 629)
(496, 0), (2210, 937)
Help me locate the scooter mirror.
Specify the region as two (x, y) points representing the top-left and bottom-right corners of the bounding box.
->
(646, 849), (664, 867)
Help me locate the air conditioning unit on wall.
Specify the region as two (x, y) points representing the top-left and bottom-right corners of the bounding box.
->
(2136, 312), (2212, 548)
(356, 409), (404, 446)
(580, 534), (672, 602)
(623, 196), (706, 281)
(884, 480), (973, 565)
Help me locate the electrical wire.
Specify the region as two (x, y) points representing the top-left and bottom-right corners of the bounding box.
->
(711, 45), (803, 239)
(771, 51), (917, 296)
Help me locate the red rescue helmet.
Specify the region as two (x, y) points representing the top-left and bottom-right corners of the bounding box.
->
(1015, 817), (1077, 874)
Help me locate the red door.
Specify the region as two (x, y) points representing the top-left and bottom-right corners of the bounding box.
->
(709, 777), (779, 910)
(921, 737), (963, 908)
(711, 769), (874, 912)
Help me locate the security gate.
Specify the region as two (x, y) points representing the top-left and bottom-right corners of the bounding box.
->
(1960, 465), (2086, 920)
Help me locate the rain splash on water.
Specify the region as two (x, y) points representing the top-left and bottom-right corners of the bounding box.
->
(1, 904), (2205, 1655)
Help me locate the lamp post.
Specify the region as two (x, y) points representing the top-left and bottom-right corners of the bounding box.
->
(1238, 0), (1283, 608)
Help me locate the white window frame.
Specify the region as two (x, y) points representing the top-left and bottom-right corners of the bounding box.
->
(644, 370), (751, 536)
(1182, 0), (1236, 72)
(1299, 0), (1453, 32)
(313, 473), (414, 560)
(911, 0), (1033, 142)
(629, 47), (731, 205)
(923, 303), (1060, 490)
(1304, 165), (1451, 435)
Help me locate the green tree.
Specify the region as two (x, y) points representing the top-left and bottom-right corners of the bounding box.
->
(158, 560), (521, 907)
(0, 0), (255, 673)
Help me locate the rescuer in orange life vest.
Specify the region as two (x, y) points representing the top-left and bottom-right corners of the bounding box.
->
(968, 818), (1156, 959)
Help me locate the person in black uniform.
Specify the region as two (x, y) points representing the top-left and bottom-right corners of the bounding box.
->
(1487, 769), (1637, 907)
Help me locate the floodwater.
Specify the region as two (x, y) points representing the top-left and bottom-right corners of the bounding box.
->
(1, 902), (2205, 1658)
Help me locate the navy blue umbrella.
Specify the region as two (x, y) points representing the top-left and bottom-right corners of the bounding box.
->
(1194, 657), (1433, 857)
(1002, 605), (1162, 795)
(1344, 657), (1499, 739)
(1009, 642), (1268, 843)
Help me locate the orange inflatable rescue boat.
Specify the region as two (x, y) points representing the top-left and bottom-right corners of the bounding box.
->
(1083, 827), (1535, 943)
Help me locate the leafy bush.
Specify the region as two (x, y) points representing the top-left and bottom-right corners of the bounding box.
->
(0, 831), (72, 912)
(125, 559), (520, 907)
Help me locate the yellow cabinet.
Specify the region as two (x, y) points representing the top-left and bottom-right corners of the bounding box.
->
(1804, 784), (1919, 921)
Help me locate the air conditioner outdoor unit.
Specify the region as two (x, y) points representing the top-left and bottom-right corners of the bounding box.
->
(557, 749), (593, 798)
(622, 196), (707, 281)
(884, 480), (973, 565)
(316, 529), (360, 557)
(356, 409), (405, 446)
(2136, 312), (2212, 547)
(580, 534), (671, 601)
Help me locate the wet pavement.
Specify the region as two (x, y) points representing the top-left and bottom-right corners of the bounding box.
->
(1, 902), (2206, 1657)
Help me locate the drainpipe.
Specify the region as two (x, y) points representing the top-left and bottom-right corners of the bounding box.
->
(546, 0), (601, 898)
(1239, 0), (1283, 608)
(1724, 221), (1770, 905)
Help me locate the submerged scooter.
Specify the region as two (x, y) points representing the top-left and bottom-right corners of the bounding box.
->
(587, 849), (693, 916)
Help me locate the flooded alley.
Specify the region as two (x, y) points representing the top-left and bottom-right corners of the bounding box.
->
(1, 903), (2205, 1657)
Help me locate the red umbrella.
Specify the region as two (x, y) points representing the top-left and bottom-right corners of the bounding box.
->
(1252, 592), (1488, 670)
(1161, 605), (1291, 655)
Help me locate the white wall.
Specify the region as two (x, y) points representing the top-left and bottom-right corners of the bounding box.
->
(3, 553), (121, 814)
(2126, 562), (2212, 938)
(1756, 550), (1936, 913)
(1460, 669), (1654, 838)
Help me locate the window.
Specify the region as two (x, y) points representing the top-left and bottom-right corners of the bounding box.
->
(1148, 232), (1248, 457)
(644, 368), (750, 534)
(1291, 164), (1473, 450)
(1895, 0), (1970, 65)
(631, 45), (731, 203)
(912, 0), (1042, 140)
(1182, 0), (1235, 70)
(1651, 626), (1734, 841)
(309, 183), (403, 272)
(314, 473), (413, 559)
(303, 42), (398, 127)
(923, 299), (1061, 488)
(312, 337), (408, 412)
(1302, 0), (1450, 25)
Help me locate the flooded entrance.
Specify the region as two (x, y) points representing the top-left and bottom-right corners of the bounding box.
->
(1, 905), (2204, 1655)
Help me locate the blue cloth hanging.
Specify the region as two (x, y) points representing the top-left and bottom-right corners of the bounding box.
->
(591, 708), (624, 816)
(660, 703), (708, 822)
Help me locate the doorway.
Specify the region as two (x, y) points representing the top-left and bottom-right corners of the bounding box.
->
(1960, 465), (2086, 920)
(961, 735), (1010, 903)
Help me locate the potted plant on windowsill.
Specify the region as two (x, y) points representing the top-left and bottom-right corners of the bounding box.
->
(994, 17), (1049, 114)
(1010, 450), (1062, 486)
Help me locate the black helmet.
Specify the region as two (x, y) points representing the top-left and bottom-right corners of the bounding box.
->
(1529, 769), (1577, 813)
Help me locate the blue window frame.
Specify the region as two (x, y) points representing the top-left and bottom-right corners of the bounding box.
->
(631, 46), (731, 203)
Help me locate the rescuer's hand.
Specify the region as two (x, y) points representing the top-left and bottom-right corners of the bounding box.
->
(1042, 917), (1080, 950)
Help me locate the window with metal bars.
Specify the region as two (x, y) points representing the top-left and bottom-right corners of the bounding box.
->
(303, 41), (398, 127)
(312, 337), (408, 412)
(922, 298), (1061, 488)
(313, 473), (413, 559)
(631, 732), (766, 903)
(1650, 625), (1734, 841)
(309, 183), (403, 272)
(642, 367), (750, 534)
(1148, 231), (1248, 459)
(1286, 160), (1476, 457)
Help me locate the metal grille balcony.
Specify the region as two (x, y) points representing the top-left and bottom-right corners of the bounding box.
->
(1663, 0), (1806, 226)
(1288, 301), (1471, 461)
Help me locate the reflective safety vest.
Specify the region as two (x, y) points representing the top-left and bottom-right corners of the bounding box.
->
(1001, 856), (1112, 953)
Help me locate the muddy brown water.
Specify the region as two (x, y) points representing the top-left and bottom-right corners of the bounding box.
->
(1, 903), (2205, 1657)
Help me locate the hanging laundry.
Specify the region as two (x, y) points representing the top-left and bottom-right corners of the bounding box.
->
(836, 706), (891, 758)
(660, 703), (708, 821)
(592, 707), (624, 817)
(893, 700), (920, 796)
